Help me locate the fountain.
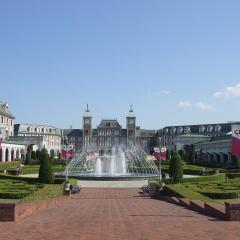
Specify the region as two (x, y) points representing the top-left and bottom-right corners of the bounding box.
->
(57, 146), (159, 180)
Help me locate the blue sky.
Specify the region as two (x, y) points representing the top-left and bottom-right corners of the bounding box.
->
(1, 0), (240, 129)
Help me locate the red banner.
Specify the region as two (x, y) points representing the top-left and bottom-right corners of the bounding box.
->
(154, 147), (167, 160)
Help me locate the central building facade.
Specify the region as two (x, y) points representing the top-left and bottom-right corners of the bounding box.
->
(62, 106), (156, 153)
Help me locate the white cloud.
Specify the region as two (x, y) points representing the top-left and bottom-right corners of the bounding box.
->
(177, 101), (192, 108)
(147, 90), (172, 96)
(214, 83), (240, 98)
(195, 102), (215, 111)
(177, 101), (215, 111)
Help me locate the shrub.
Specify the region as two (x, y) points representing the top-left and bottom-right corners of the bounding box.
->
(38, 149), (54, 184)
(232, 156), (240, 169)
(31, 151), (36, 160)
(25, 153), (32, 165)
(169, 153), (183, 184)
(50, 149), (55, 160)
(36, 149), (41, 160)
(226, 173), (240, 179)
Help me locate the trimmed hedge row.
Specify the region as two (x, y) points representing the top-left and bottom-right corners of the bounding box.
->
(181, 174), (226, 183)
(0, 174), (66, 184)
(163, 184), (211, 201)
(200, 191), (240, 199)
(226, 173), (240, 179)
(0, 191), (31, 199)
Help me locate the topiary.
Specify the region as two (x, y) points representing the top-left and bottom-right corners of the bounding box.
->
(38, 149), (54, 184)
(25, 153), (32, 165)
(169, 153), (183, 184)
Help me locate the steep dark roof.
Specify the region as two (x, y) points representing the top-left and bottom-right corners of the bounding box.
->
(62, 129), (82, 137)
(0, 100), (15, 119)
(98, 119), (121, 128)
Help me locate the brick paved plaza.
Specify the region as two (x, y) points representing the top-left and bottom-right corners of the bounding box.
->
(1, 188), (240, 240)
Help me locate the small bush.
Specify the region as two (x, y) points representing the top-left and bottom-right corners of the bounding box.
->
(25, 153), (32, 165)
(38, 149), (54, 184)
(169, 153), (183, 184)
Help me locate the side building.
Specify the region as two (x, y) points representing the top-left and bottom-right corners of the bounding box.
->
(12, 124), (61, 154)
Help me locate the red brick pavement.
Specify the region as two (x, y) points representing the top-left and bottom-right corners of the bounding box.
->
(0, 188), (240, 240)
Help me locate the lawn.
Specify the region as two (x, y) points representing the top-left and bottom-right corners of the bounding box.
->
(0, 161), (66, 174)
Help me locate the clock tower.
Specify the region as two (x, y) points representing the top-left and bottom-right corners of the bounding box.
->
(83, 104), (92, 148)
(126, 105), (136, 147)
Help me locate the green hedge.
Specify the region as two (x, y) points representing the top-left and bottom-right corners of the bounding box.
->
(164, 184), (211, 201)
(181, 174), (226, 183)
(0, 174), (65, 184)
(226, 173), (240, 179)
(200, 191), (240, 199)
(0, 174), (38, 183)
(0, 191), (31, 199)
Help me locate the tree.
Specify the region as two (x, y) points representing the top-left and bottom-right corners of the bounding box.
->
(36, 149), (41, 160)
(178, 150), (185, 160)
(232, 155), (240, 169)
(38, 149), (54, 183)
(169, 153), (183, 184)
(166, 150), (170, 162)
(188, 147), (196, 163)
(25, 152), (32, 165)
(31, 151), (36, 160)
(50, 149), (55, 160)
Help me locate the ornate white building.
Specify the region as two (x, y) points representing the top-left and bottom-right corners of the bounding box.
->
(0, 100), (25, 162)
(12, 124), (61, 153)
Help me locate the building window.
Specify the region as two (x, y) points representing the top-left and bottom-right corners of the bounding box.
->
(207, 125), (213, 132)
(164, 128), (169, 134)
(184, 127), (191, 134)
(1, 117), (3, 123)
(215, 125), (221, 132)
(171, 127), (176, 134)
(177, 127), (183, 134)
(199, 126), (205, 133)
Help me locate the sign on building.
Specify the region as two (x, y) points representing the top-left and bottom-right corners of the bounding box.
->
(231, 124), (240, 157)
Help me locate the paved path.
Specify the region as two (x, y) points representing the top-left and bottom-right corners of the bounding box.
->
(1, 188), (240, 240)
(78, 180), (148, 188)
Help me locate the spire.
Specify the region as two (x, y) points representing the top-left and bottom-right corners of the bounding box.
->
(129, 104), (133, 112)
(86, 104), (89, 112)
(83, 104), (92, 117)
(127, 104), (135, 117)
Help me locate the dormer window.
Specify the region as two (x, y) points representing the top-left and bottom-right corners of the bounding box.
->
(215, 125), (221, 132)
(207, 125), (213, 132)
(164, 128), (169, 134)
(199, 126), (205, 133)
(184, 127), (191, 134)
(177, 127), (183, 134)
(171, 127), (176, 134)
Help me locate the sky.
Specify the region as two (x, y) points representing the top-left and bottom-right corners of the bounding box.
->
(1, 0), (240, 129)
